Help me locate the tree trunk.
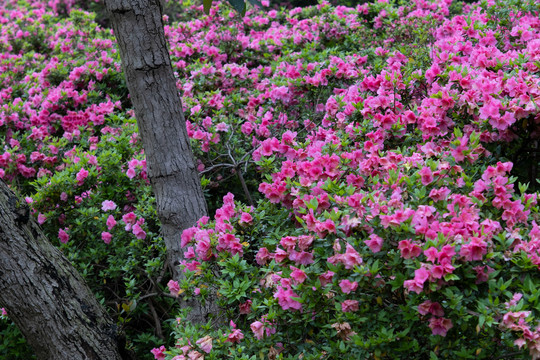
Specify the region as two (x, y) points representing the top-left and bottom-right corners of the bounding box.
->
(105, 0), (213, 323)
(0, 180), (132, 360)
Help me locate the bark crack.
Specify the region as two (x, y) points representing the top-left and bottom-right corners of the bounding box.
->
(134, 62), (167, 72)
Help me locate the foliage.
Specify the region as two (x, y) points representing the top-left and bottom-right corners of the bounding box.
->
(0, 0), (539, 359)
(163, 0), (540, 359)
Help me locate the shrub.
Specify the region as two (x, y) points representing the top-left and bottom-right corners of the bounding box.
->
(161, 0), (540, 359)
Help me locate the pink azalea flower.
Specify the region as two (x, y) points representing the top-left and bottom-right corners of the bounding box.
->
(341, 300), (359, 312)
(195, 235), (212, 261)
(418, 301), (444, 317)
(250, 321), (265, 340)
(290, 266), (307, 284)
(473, 265), (494, 284)
(132, 224), (146, 240)
(404, 267), (430, 294)
(339, 279), (358, 294)
(196, 335), (212, 354)
(342, 243), (363, 269)
(37, 213), (47, 225)
(126, 167), (136, 179)
(459, 237), (487, 261)
(167, 280), (180, 297)
(398, 240), (422, 259)
(418, 166), (434, 185)
(364, 234), (384, 253)
(106, 215), (117, 230)
(297, 235), (314, 251)
(58, 228), (69, 243)
(239, 300), (252, 314)
(428, 317), (453, 336)
(101, 231), (112, 244)
(101, 200), (117, 211)
(76, 167), (89, 184)
(239, 212), (253, 225)
(274, 247), (288, 263)
(319, 271), (335, 287)
(274, 286), (302, 311)
(151, 345), (166, 360)
(225, 328), (244, 343)
(289, 250), (314, 265)
(216, 122), (229, 132)
(256, 247), (273, 265)
(122, 212), (137, 231)
(280, 236), (297, 251)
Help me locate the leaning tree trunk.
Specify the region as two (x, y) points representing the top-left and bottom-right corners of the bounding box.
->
(0, 181), (132, 360)
(105, 0), (213, 323)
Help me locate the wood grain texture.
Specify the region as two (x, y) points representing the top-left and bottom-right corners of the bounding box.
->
(0, 180), (130, 360)
(106, 0), (214, 324)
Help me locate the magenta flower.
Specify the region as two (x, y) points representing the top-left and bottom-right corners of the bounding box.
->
(290, 266), (307, 284)
(418, 301), (444, 317)
(256, 247), (272, 265)
(404, 267), (430, 294)
(101, 200), (117, 211)
(398, 239), (422, 259)
(132, 224), (146, 240)
(195, 235), (212, 261)
(459, 237), (487, 261)
(418, 166), (433, 185)
(341, 300), (359, 313)
(428, 317), (453, 337)
(37, 213), (47, 225)
(342, 243), (363, 269)
(239, 212), (253, 225)
(239, 300), (252, 314)
(473, 265), (494, 284)
(339, 279), (358, 294)
(58, 228), (69, 244)
(196, 335), (212, 354)
(364, 234), (384, 253)
(225, 328), (244, 343)
(167, 280), (180, 297)
(250, 321), (265, 340)
(106, 215), (117, 230)
(76, 167), (89, 184)
(289, 250), (314, 266)
(319, 271), (335, 287)
(126, 167), (136, 179)
(150, 345), (166, 360)
(101, 231), (112, 244)
(274, 286), (302, 311)
(280, 236), (297, 251)
(297, 235), (314, 251)
(122, 212), (137, 231)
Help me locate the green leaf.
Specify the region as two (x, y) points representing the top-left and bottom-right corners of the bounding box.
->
(203, 0), (213, 14)
(227, 0), (246, 15)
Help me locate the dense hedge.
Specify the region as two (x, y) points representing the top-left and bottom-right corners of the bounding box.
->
(0, 0), (539, 359)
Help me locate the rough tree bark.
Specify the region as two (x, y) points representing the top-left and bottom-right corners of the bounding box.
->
(0, 180), (132, 360)
(105, 0), (214, 323)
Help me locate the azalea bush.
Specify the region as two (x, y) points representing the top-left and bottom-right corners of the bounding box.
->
(163, 0), (540, 359)
(0, 0), (540, 359)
